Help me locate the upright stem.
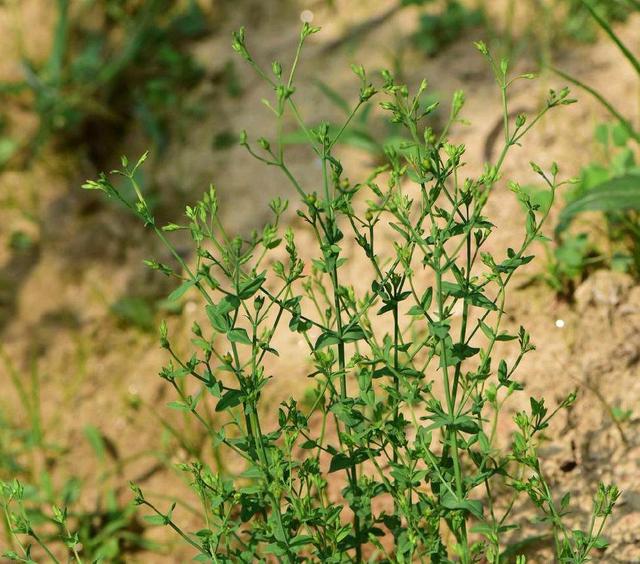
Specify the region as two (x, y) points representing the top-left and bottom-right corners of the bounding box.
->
(435, 263), (469, 562)
(322, 143), (362, 560)
(31, 529), (61, 564)
(392, 304), (400, 460)
(331, 254), (362, 562)
(452, 227), (473, 404)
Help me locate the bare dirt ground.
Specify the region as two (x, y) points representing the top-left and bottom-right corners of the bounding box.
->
(0, 0), (639, 561)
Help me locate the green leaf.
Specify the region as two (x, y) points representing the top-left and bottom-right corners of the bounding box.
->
(290, 534), (314, 548)
(479, 321), (494, 340)
(612, 122), (630, 147)
(328, 450), (368, 473)
(191, 338), (212, 351)
(556, 174), (640, 234)
(84, 426), (106, 462)
(240, 466), (264, 479)
(479, 321), (516, 341)
(238, 273), (266, 299)
(342, 324), (366, 343)
(595, 123), (609, 147)
(330, 403), (364, 427)
(143, 514), (167, 525)
(167, 401), (191, 412)
(315, 331), (340, 349)
(409, 287), (433, 316)
(495, 332), (517, 341)
(206, 304), (230, 333)
(592, 536), (609, 549)
(554, 233), (590, 278)
(498, 360), (508, 383)
(421, 287), (433, 309)
(429, 321), (450, 339)
(228, 328), (252, 345)
(218, 295), (240, 314)
(440, 340), (479, 366)
(469, 291), (497, 311)
(216, 389), (243, 411)
(441, 491), (483, 518)
(110, 296), (155, 331)
(168, 278), (198, 301)
(453, 415), (480, 434)
(389, 223), (411, 241)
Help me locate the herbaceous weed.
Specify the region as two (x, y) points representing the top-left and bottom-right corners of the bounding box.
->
(81, 24), (619, 563)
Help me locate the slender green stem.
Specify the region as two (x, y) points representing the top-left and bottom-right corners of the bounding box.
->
(30, 529), (61, 564)
(142, 500), (204, 554)
(552, 67), (639, 142)
(581, 0), (640, 75)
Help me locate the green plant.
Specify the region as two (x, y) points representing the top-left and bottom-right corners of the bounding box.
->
(561, 0), (635, 43)
(84, 25), (619, 563)
(1, 480), (82, 564)
(0, 347), (156, 562)
(548, 1), (640, 291)
(553, 124), (640, 284)
(0, 0), (206, 165)
(403, 0), (485, 57)
(488, 0), (637, 70)
(1, 477), (155, 563)
(110, 295), (157, 332)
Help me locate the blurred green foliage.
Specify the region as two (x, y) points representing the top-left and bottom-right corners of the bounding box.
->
(548, 0), (640, 295)
(551, 124), (640, 291)
(407, 0), (485, 56)
(563, 0), (633, 43)
(0, 350), (155, 561)
(110, 296), (156, 332)
(0, 0), (208, 165)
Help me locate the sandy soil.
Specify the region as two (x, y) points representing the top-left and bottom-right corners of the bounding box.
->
(0, 0), (639, 562)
